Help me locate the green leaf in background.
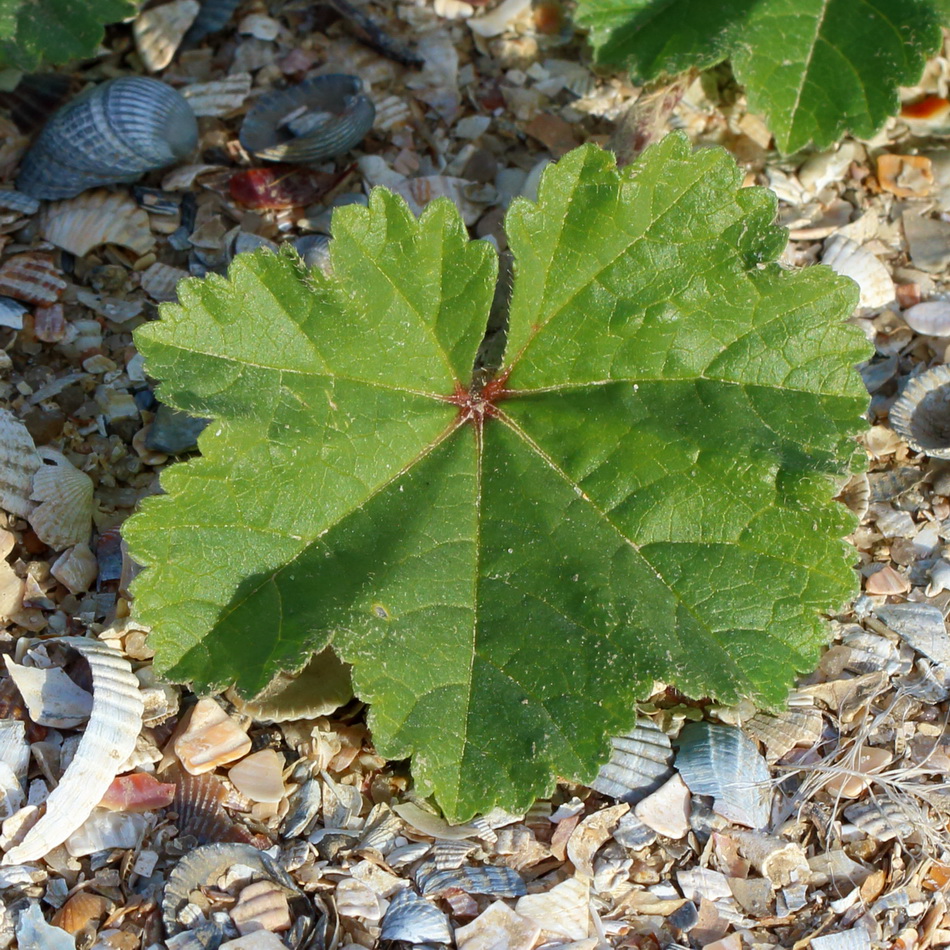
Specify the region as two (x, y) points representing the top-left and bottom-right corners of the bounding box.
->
(0, 0), (137, 70)
(124, 133), (869, 821)
(575, 0), (946, 153)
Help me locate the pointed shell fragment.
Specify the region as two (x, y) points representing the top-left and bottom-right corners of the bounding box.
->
(174, 697), (252, 773)
(29, 448), (94, 550)
(456, 901), (541, 950)
(591, 718), (673, 803)
(0, 410), (41, 518)
(822, 235), (894, 311)
(228, 749), (285, 803)
(98, 772), (176, 812)
(876, 602), (950, 667)
(50, 543), (98, 594)
(40, 190), (156, 257)
(1, 638), (144, 864)
(674, 722), (772, 829)
(379, 888), (452, 943)
(890, 364), (950, 459)
(134, 0), (200, 72)
(2, 656), (92, 728)
(239, 74), (375, 164)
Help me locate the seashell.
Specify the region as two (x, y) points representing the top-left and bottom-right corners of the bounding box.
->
(50, 543), (97, 594)
(515, 877), (589, 940)
(231, 879), (291, 934)
(15, 903), (74, 950)
(674, 722), (772, 829)
(877, 153), (933, 198)
(0, 189), (38, 215)
(174, 697), (252, 774)
(821, 235), (894, 311)
(890, 364), (950, 459)
(141, 261), (188, 302)
(745, 707), (824, 762)
(612, 812), (656, 851)
(0, 721), (28, 819)
(0, 296), (26, 330)
(51, 891), (111, 935)
(1, 638), (144, 864)
(468, 0), (531, 36)
(182, 0), (242, 45)
(843, 798), (915, 842)
(33, 304), (66, 343)
(17, 77), (198, 201)
(0, 254), (66, 305)
(357, 801), (402, 853)
(168, 766), (264, 846)
(837, 471), (870, 519)
(0, 410), (41, 518)
(379, 888), (452, 943)
(2, 655), (93, 728)
(927, 558), (950, 596)
(181, 73), (252, 117)
(456, 900), (541, 950)
(99, 771), (176, 812)
(319, 770), (363, 829)
(228, 749), (285, 803)
(565, 802), (629, 878)
(40, 190), (156, 257)
(876, 602), (950, 667)
(239, 75), (375, 164)
(134, 0), (200, 71)
(65, 807), (149, 857)
(591, 718), (673, 803)
(811, 930), (872, 950)
(902, 300), (950, 336)
(293, 234), (332, 275)
(416, 863), (526, 898)
(392, 800), (485, 840)
(823, 746), (892, 798)
(632, 773), (690, 839)
(393, 175), (494, 226)
(863, 564), (910, 595)
(29, 448), (94, 550)
(280, 778), (321, 839)
(335, 878), (384, 921)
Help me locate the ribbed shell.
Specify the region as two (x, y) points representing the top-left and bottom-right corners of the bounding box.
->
(0, 409), (40, 519)
(379, 889), (452, 943)
(1, 637), (144, 865)
(40, 190), (156, 257)
(416, 863), (526, 898)
(182, 0), (243, 45)
(591, 718), (673, 803)
(239, 75), (375, 164)
(17, 77), (198, 200)
(29, 448), (95, 550)
(890, 364), (950, 459)
(876, 602), (950, 667)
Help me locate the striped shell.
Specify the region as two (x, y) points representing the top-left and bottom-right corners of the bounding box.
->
(182, 0), (243, 45)
(0, 409), (41, 519)
(890, 364), (950, 459)
(17, 77), (198, 200)
(29, 448), (95, 550)
(239, 74), (375, 164)
(591, 718), (674, 803)
(40, 190), (156, 257)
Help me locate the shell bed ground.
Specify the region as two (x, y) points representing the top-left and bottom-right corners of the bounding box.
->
(2, 1), (950, 948)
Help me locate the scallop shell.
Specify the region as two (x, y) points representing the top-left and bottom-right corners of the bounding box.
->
(379, 889), (452, 943)
(134, 0), (200, 72)
(168, 766), (263, 846)
(40, 190), (156, 257)
(181, 73), (251, 117)
(591, 718), (673, 803)
(29, 448), (94, 550)
(902, 300), (950, 336)
(1, 637), (144, 865)
(515, 877), (589, 940)
(227, 749), (285, 803)
(890, 364), (950, 459)
(0, 410), (41, 519)
(239, 74), (375, 164)
(674, 722), (772, 829)
(821, 235), (894, 311)
(16, 77), (198, 201)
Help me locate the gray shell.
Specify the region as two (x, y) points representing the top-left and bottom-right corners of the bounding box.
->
(890, 364), (950, 459)
(183, 0), (242, 45)
(239, 75), (375, 164)
(17, 77), (198, 200)
(379, 889), (451, 943)
(591, 718), (674, 804)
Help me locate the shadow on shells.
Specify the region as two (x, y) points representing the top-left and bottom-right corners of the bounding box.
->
(890, 364), (950, 459)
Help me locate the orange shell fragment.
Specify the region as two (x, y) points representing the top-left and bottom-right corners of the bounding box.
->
(99, 771), (176, 812)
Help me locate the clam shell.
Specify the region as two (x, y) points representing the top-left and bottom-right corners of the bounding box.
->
(903, 300), (950, 336)
(674, 722), (772, 829)
(29, 448), (94, 550)
(0, 410), (41, 518)
(379, 889), (452, 943)
(591, 718), (673, 803)
(227, 749), (285, 803)
(181, 73), (252, 117)
(515, 877), (589, 940)
(0, 254), (66, 306)
(134, 0), (200, 72)
(17, 78), (198, 200)
(1, 637), (144, 864)
(40, 190), (156, 257)
(821, 235), (894, 311)
(239, 74), (375, 164)
(890, 364), (950, 459)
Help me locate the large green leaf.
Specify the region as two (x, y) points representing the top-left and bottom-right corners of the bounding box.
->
(124, 133), (868, 821)
(576, 0), (945, 153)
(0, 0), (137, 70)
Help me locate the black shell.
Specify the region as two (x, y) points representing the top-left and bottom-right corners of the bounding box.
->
(16, 77), (198, 201)
(239, 74), (375, 164)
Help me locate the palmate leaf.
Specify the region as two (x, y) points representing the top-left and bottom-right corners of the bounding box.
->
(575, 0), (946, 154)
(0, 0), (137, 70)
(124, 133), (868, 821)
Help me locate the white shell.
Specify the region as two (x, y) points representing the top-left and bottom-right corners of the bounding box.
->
(456, 901), (540, 950)
(843, 799), (915, 842)
(392, 175), (494, 226)
(467, 0), (531, 36)
(745, 707), (824, 762)
(0, 722), (28, 820)
(29, 448), (94, 550)
(181, 73), (252, 117)
(811, 928), (872, 950)
(15, 903), (74, 950)
(134, 0), (199, 72)
(632, 773), (691, 839)
(0, 410), (41, 518)
(903, 300), (950, 336)
(379, 889), (452, 943)
(876, 602), (950, 667)
(821, 235), (894, 310)
(40, 190), (156, 257)
(591, 718), (673, 802)
(2, 656), (93, 728)
(515, 877), (589, 940)
(566, 803), (629, 879)
(50, 543), (98, 594)
(335, 878), (384, 921)
(890, 364), (950, 459)
(674, 722), (772, 829)
(230, 879), (291, 935)
(2, 637), (144, 864)
(65, 807), (149, 857)
(227, 749), (285, 803)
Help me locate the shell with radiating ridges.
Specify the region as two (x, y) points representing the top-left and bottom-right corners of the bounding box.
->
(890, 364), (950, 459)
(239, 74), (375, 164)
(40, 191), (156, 257)
(591, 718), (674, 803)
(674, 722), (772, 829)
(16, 77), (198, 200)
(515, 877), (590, 941)
(822, 234), (894, 311)
(29, 448), (94, 550)
(379, 889), (452, 943)
(0, 410), (40, 518)
(1, 637), (144, 864)
(416, 862), (526, 898)
(134, 0), (200, 72)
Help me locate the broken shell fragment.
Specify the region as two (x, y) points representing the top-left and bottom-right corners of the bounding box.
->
(515, 877), (589, 941)
(0, 254), (67, 305)
(16, 77), (198, 200)
(228, 749), (285, 803)
(50, 543), (98, 594)
(822, 235), (894, 311)
(98, 771), (176, 812)
(133, 0), (200, 72)
(40, 190), (156, 257)
(591, 718), (673, 803)
(2, 655), (92, 728)
(174, 697), (252, 774)
(902, 300), (950, 336)
(29, 448), (95, 550)
(0, 410), (41, 518)
(379, 888), (452, 943)
(230, 879), (292, 934)
(65, 807), (149, 857)
(890, 364), (950, 459)
(2, 638), (144, 864)
(239, 74), (375, 164)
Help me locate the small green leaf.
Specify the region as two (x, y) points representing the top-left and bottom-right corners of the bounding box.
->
(0, 0), (137, 70)
(576, 0), (946, 153)
(124, 133), (869, 821)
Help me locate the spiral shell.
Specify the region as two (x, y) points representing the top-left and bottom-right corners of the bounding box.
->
(16, 77), (198, 200)
(890, 364), (950, 459)
(239, 74), (375, 164)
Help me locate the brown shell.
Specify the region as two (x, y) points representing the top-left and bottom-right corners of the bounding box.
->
(0, 253), (67, 305)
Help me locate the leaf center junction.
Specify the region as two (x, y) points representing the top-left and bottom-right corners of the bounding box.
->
(448, 375), (509, 429)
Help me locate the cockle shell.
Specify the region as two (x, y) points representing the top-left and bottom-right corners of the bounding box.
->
(1, 638), (144, 864)
(902, 300), (950, 336)
(40, 190), (156, 257)
(822, 235), (894, 311)
(17, 77), (198, 200)
(134, 0), (200, 72)
(29, 448), (94, 550)
(890, 364), (950, 459)
(592, 718), (673, 803)
(239, 74), (375, 164)
(0, 254), (67, 305)
(0, 410), (41, 518)
(168, 765), (265, 846)
(379, 889), (452, 943)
